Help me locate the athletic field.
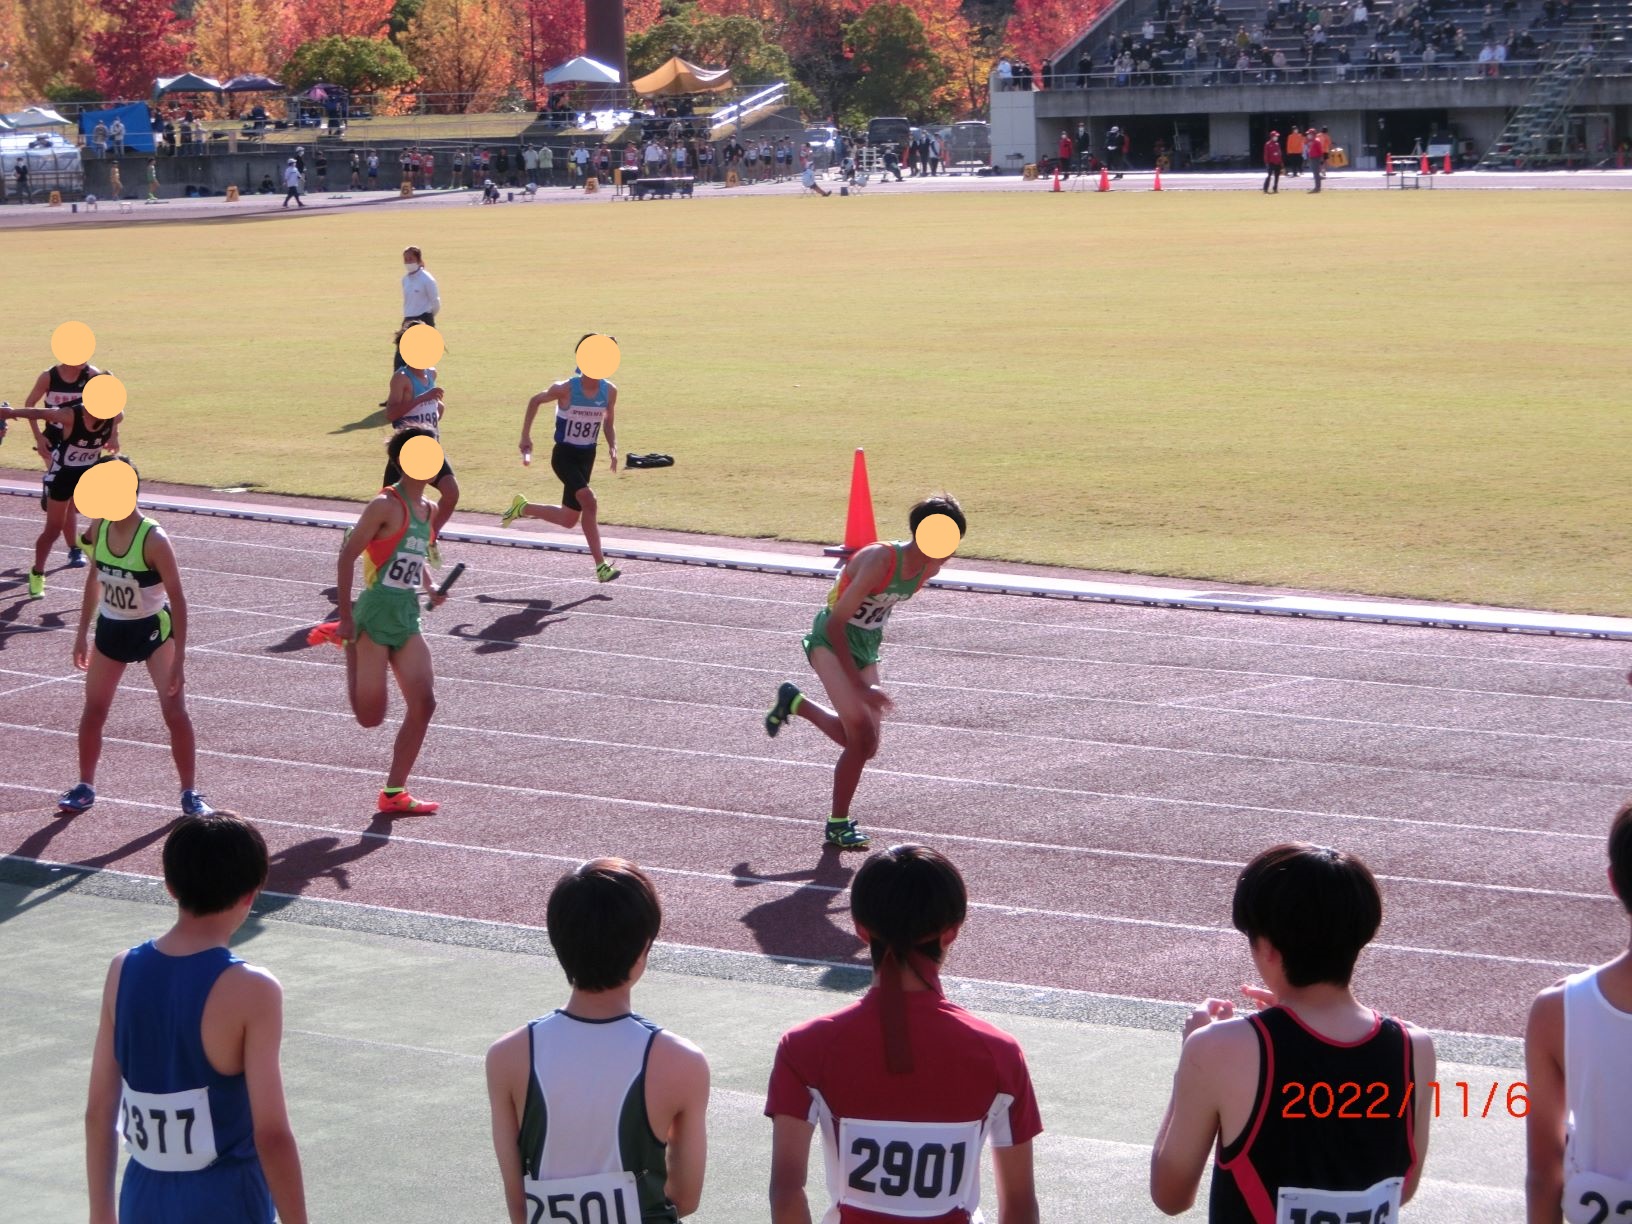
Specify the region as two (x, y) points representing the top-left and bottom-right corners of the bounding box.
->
(1, 187), (1628, 614)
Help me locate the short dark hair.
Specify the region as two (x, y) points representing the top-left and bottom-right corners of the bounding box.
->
(1610, 802), (1632, 912)
(1232, 844), (1382, 988)
(547, 858), (662, 991)
(386, 426), (436, 465)
(93, 453), (140, 485)
(576, 332), (618, 351)
(908, 493), (966, 540)
(851, 845), (968, 971)
(163, 812), (269, 916)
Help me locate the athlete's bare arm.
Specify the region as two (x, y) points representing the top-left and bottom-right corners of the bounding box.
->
(602, 383), (619, 472)
(825, 545), (894, 706)
(22, 370), (53, 456)
(336, 494), (398, 641)
(73, 525), (102, 671)
(0, 403), (75, 429)
(85, 952), (127, 1224)
(146, 529), (188, 696)
(1401, 1023), (1437, 1204)
(1149, 1013), (1245, 1214)
(768, 1113), (816, 1224)
(105, 412), (123, 452)
(648, 1031), (710, 1216)
(992, 1141), (1040, 1223)
(519, 381), (570, 456)
(1524, 983), (1568, 1224)
(238, 968), (308, 1224)
(484, 1027), (531, 1224)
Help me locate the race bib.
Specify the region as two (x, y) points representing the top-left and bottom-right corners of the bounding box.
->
(98, 570), (144, 618)
(63, 444), (103, 466)
(119, 1082), (217, 1172)
(381, 553), (423, 591)
(559, 410), (603, 445)
(399, 403), (440, 436)
(522, 1170), (640, 1224)
(838, 1117), (982, 1218)
(848, 594), (904, 631)
(1277, 1177), (1403, 1224)
(1564, 1172), (1632, 1224)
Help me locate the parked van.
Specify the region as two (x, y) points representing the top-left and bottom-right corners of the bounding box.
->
(946, 120), (991, 170)
(866, 116), (911, 150)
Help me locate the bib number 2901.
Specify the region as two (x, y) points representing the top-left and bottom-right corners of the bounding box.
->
(524, 1171), (638, 1224)
(849, 1137), (967, 1199)
(840, 1117), (982, 1215)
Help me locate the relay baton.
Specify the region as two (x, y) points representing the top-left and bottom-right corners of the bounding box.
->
(427, 562), (466, 608)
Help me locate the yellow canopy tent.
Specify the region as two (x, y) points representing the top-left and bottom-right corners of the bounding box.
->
(632, 57), (733, 97)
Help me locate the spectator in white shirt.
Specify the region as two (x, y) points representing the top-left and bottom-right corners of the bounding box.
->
(281, 159), (304, 208)
(110, 117), (125, 157)
(391, 246), (440, 381)
(995, 57), (1013, 89)
(92, 121), (108, 157)
(573, 145), (589, 180)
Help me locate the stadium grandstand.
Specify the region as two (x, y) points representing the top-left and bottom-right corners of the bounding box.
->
(991, 0), (1631, 171)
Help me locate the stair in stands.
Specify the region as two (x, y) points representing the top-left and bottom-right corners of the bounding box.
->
(1475, 43), (1599, 167)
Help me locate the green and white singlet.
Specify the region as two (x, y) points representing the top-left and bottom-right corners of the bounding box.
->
(353, 486), (431, 650)
(802, 542), (930, 670)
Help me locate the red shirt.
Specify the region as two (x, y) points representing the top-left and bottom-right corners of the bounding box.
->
(767, 988), (1043, 1223)
(1264, 140), (1283, 165)
(1059, 135), (1074, 161)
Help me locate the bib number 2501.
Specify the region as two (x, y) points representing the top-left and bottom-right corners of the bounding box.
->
(524, 1170), (638, 1224)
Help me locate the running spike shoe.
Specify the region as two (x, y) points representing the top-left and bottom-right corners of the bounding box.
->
(824, 817), (870, 850)
(765, 682), (803, 738)
(58, 782), (96, 813)
(500, 494), (528, 528)
(378, 790), (439, 815)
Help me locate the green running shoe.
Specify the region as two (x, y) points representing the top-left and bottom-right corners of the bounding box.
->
(27, 570), (44, 599)
(765, 682), (803, 737)
(500, 494), (528, 528)
(596, 561), (621, 583)
(824, 817), (870, 850)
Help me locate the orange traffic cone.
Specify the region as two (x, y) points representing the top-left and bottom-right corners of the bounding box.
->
(1420, 154), (1430, 174)
(823, 448), (879, 557)
(1442, 152), (1453, 174)
(1052, 166), (1061, 191)
(1098, 166), (1110, 192)
(1152, 166), (1163, 190)
(1385, 152), (1393, 176)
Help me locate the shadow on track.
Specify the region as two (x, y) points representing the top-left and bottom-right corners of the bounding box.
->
(731, 854), (867, 988)
(447, 592), (611, 654)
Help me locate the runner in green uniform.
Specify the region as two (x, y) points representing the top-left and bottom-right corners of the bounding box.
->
(336, 428), (447, 816)
(764, 495), (966, 850)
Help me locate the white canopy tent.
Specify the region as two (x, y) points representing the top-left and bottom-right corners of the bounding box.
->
(543, 56), (621, 85)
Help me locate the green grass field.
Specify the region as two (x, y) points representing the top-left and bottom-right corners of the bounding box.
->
(4, 190), (1629, 613)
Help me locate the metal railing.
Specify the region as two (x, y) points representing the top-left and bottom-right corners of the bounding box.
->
(1002, 56), (1593, 89)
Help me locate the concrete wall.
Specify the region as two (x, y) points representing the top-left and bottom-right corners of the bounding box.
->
(1209, 112), (1251, 156)
(990, 83), (1039, 171)
(80, 152), (355, 198)
(1450, 107), (1514, 154)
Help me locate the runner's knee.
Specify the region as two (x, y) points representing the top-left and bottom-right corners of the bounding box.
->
(576, 487), (597, 514)
(405, 690), (437, 722)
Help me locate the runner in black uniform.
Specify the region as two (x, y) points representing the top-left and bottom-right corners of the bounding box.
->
(1150, 843), (1437, 1223)
(6, 362), (111, 587)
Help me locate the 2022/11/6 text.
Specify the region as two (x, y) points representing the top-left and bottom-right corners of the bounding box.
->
(1279, 1081), (1528, 1119)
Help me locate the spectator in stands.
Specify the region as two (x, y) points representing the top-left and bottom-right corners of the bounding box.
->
(449, 149), (463, 189)
(1058, 129), (1074, 177)
(495, 146), (510, 182)
(485, 859), (710, 1224)
(539, 143), (553, 186)
(91, 120), (108, 158)
(1262, 129), (1283, 191)
(995, 56), (1013, 89)
(257, 173), (275, 194)
(315, 148), (328, 192)
(110, 116), (125, 157)
(281, 158), (305, 209)
(1479, 39), (1498, 73)
(644, 138), (664, 180)
(1107, 124), (1130, 177)
(366, 151), (379, 188)
(1077, 49), (1094, 83)
(1075, 121), (1092, 169)
(13, 159), (31, 203)
(1040, 57), (1053, 89)
(1307, 126), (1326, 191)
(573, 145), (589, 182)
(523, 143), (539, 183)
(350, 151), (362, 190)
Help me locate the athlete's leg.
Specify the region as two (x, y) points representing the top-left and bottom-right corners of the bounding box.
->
(143, 639), (197, 791)
(806, 649), (883, 821)
(518, 502), (581, 530)
(431, 472), (460, 538)
(575, 486), (607, 567)
(346, 632), (392, 728)
(78, 649), (127, 786)
(61, 506), (79, 553)
(34, 497), (70, 573)
(385, 634), (436, 789)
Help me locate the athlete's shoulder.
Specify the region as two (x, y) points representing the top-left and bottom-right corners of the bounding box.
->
(649, 1028), (710, 1086)
(779, 998), (870, 1051)
(1184, 1012), (1260, 1066)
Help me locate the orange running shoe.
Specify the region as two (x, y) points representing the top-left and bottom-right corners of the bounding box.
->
(307, 620), (344, 648)
(377, 789), (439, 815)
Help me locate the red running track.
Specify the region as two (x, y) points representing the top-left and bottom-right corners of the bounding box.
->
(2, 503), (1628, 1037)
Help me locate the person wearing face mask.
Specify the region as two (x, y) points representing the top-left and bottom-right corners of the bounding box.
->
(386, 247), (441, 398)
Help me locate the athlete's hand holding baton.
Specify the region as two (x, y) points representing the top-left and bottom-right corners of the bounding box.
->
(424, 561), (465, 610)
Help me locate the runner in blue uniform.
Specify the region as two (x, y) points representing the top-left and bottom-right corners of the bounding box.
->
(383, 335), (460, 544)
(84, 811), (308, 1224)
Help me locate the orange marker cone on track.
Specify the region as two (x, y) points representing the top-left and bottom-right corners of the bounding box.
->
(1152, 166), (1163, 190)
(1385, 152), (1393, 176)
(1098, 166), (1110, 192)
(1420, 154), (1430, 174)
(1442, 152), (1453, 174)
(824, 448), (879, 557)
(1052, 166), (1061, 191)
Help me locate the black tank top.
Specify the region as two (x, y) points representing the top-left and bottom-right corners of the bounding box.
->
(1209, 1007), (1417, 1224)
(53, 405), (116, 469)
(42, 364), (97, 453)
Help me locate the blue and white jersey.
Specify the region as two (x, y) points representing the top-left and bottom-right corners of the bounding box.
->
(114, 941), (272, 1223)
(393, 365), (440, 437)
(554, 374), (609, 449)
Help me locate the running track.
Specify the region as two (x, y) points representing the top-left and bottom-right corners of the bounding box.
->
(2, 503), (1627, 1039)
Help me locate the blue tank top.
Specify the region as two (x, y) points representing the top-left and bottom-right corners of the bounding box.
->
(554, 374), (609, 448)
(114, 943), (263, 1180)
(393, 365), (440, 437)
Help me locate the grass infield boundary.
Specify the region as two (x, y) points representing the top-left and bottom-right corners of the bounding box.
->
(0, 854), (1524, 1068)
(5, 480), (1631, 641)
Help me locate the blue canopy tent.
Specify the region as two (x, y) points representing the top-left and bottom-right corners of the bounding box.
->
(77, 102), (156, 153)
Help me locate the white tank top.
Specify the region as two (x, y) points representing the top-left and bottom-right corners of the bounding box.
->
(1562, 966), (1632, 1224)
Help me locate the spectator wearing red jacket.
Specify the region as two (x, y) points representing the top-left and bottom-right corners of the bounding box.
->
(1306, 126), (1326, 192)
(1263, 130), (1283, 193)
(1058, 130), (1074, 176)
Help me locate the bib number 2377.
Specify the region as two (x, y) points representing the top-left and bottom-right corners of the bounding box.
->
(524, 1170), (639, 1224)
(1277, 1177), (1403, 1224)
(840, 1118), (982, 1217)
(118, 1082), (217, 1173)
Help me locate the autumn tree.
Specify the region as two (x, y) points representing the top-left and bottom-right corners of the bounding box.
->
(627, 3), (813, 108)
(841, 3), (947, 123)
(1005, 0), (1110, 72)
(509, 0), (580, 105)
(191, 0), (289, 80)
(402, 0), (514, 111)
(13, 0), (104, 100)
(91, 0), (195, 101)
(904, 0), (992, 117)
(283, 32), (415, 91)
(286, 0), (394, 47)
(0, 3), (23, 106)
